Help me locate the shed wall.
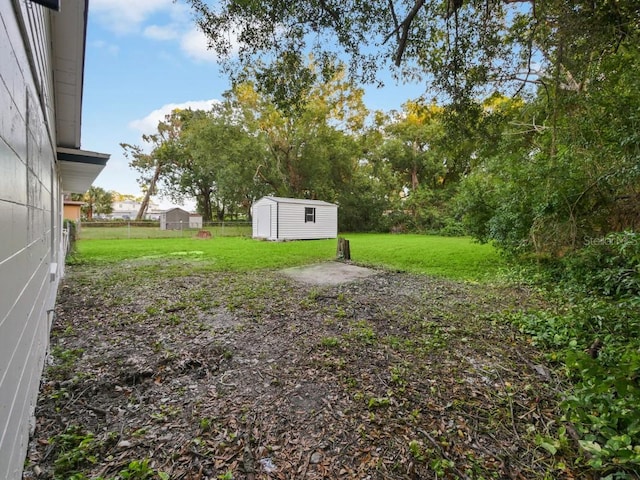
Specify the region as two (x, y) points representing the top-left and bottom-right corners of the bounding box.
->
(165, 209), (190, 230)
(254, 204), (272, 238)
(0, 2), (62, 478)
(277, 203), (337, 240)
(161, 210), (190, 230)
(252, 198), (276, 239)
(252, 198), (338, 240)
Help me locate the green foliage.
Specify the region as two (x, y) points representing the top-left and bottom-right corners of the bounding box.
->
(336, 167), (390, 232)
(458, 49), (640, 256)
(504, 229), (640, 474)
(51, 426), (98, 477)
(118, 459), (155, 479)
(48, 346), (84, 381)
(73, 187), (114, 221)
(562, 232), (640, 298)
(511, 286), (640, 474)
(367, 396), (391, 410)
(320, 337), (341, 348)
(408, 440), (425, 461)
(186, 0), (639, 105)
(564, 349), (640, 471)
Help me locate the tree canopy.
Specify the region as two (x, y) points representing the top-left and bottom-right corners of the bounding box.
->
(71, 186), (114, 221)
(186, 0), (639, 105)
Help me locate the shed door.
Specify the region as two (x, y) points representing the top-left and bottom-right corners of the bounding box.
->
(256, 205), (271, 237)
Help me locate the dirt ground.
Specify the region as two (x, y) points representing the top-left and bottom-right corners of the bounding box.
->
(24, 260), (574, 479)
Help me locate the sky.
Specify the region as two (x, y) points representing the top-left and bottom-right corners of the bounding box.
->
(82, 0), (426, 209)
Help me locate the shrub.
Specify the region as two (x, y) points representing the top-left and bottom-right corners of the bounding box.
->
(512, 296), (640, 475)
(562, 231), (640, 298)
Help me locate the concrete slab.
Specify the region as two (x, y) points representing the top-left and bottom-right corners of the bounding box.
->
(281, 261), (377, 285)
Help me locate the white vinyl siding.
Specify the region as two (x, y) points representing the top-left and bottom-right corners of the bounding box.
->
(252, 197), (337, 241)
(0, 2), (61, 478)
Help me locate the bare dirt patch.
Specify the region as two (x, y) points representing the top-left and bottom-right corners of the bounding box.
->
(280, 261), (378, 285)
(24, 261), (572, 479)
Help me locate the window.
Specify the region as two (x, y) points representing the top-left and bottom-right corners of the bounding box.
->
(305, 207), (316, 223)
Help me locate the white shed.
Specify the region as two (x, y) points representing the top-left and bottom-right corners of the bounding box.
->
(252, 196), (338, 241)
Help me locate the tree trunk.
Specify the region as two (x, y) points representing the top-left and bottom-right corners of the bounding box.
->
(200, 189), (213, 222)
(136, 165), (162, 220)
(217, 205), (225, 221)
(411, 166), (419, 191)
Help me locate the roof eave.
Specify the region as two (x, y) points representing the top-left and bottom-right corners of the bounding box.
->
(52, 0), (89, 149)
(57, 147), (110, 194)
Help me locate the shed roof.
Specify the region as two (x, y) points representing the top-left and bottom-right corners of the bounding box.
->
(261, 196), (337, 207)
(163, 207), (190, 214)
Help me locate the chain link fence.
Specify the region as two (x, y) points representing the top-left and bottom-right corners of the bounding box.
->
(80, 221), (252, 240)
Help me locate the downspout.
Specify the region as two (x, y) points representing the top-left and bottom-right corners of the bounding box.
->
(276, 202), (279, 240)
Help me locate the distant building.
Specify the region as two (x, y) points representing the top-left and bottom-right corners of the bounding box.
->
(160, 208), (191, 230)
(63, 195), (84, 223)
(189, 214), (203, 229)
(107, 199), (163, 220)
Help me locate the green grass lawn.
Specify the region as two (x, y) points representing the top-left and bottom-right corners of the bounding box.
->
(347, 233), (505, 281)
(72, 233), (506, 282)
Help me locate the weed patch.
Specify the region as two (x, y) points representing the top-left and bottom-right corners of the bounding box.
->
(26, 254), (578, 479)
(510, 295), (640, 474)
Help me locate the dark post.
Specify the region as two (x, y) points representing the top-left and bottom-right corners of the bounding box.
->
(336, 237), (351, 261)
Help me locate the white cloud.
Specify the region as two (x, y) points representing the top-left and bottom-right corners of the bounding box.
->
(129, 99), (221, 135)
(143, 25), (179, 41)
(91, 39), (119, 56)
(90, 0), (235, 65)
(90, 0), (176, 34)
(179, 28), (220, 63)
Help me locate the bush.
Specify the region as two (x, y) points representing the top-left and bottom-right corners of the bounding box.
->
(513, 296), (640, 475)
(562, 231), (640, 298)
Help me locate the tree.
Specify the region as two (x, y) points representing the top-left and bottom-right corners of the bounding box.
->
(457, 51), (640, 254)
(73, 186), (114, 221)
(379, 101), (445, 192)
(228, 61), (366, 202)
(123, 103), (271, 222)
(121, 111), (187, 220)
(175, 105), (267, 221)
(185, 0), (639, 107)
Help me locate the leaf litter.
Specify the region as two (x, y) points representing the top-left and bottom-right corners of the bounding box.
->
(24, 261), (580, 479)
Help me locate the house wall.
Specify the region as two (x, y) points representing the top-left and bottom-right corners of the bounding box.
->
(0, 2), (62, 478)
(277, 202), (338, 240)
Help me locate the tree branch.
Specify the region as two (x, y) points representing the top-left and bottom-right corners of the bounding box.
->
(393, 0), (427, 67)
(318, 0), (341, 27)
